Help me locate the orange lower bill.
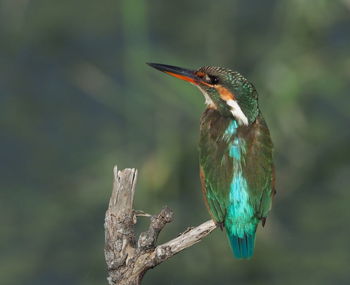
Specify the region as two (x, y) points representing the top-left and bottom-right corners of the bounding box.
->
(165, 71), (199, 85)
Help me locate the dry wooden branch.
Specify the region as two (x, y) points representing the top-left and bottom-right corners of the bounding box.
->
(104, 166), (217, 285)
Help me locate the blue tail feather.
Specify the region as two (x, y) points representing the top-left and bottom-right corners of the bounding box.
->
(226, 231), (256, 259)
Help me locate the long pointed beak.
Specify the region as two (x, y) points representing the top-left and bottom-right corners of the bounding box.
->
(147, 63), (201, 85)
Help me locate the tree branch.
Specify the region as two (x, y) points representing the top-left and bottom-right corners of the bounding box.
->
(104, 166), (217, 285)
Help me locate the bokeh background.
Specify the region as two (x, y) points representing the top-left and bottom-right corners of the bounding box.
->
(1, 0), (350, 284)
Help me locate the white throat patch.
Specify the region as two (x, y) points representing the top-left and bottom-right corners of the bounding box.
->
(197, 86), (216, 108)
(195, 86), (248, 125)
(226, 99), (249, 126)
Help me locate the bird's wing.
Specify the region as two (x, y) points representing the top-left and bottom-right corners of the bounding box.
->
(199, 110), (235, 223)
(242, 114), (275, 222)
(199, 165), (228, 223)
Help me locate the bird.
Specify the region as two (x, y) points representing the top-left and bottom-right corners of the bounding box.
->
(147, 63), (276, 259)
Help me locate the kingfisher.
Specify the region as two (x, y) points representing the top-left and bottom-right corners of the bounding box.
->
(148, 63), (276, 259)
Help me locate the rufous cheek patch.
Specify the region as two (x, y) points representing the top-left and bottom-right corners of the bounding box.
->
(216, 85), (236, 101)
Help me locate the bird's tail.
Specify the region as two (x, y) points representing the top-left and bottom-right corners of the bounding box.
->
(226, 229), (256, 259)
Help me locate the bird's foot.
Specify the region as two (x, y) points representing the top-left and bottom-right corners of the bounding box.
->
(215, 221), (224, 231)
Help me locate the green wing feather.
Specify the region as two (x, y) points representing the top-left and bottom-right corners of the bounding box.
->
(241, 113), (275, 221)
(199, 109), (235, 223)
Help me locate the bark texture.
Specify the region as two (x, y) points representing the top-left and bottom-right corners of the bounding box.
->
(104, 166), (217, 285)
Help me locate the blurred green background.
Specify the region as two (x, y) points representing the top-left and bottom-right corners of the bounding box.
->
(1, 0), (350, 284)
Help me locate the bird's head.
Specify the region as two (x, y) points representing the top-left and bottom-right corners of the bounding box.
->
(148, 63), (259, 126)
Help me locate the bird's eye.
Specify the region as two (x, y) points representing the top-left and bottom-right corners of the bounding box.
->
(209, 76), (219, 85)
(197, 72), (220, 85)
